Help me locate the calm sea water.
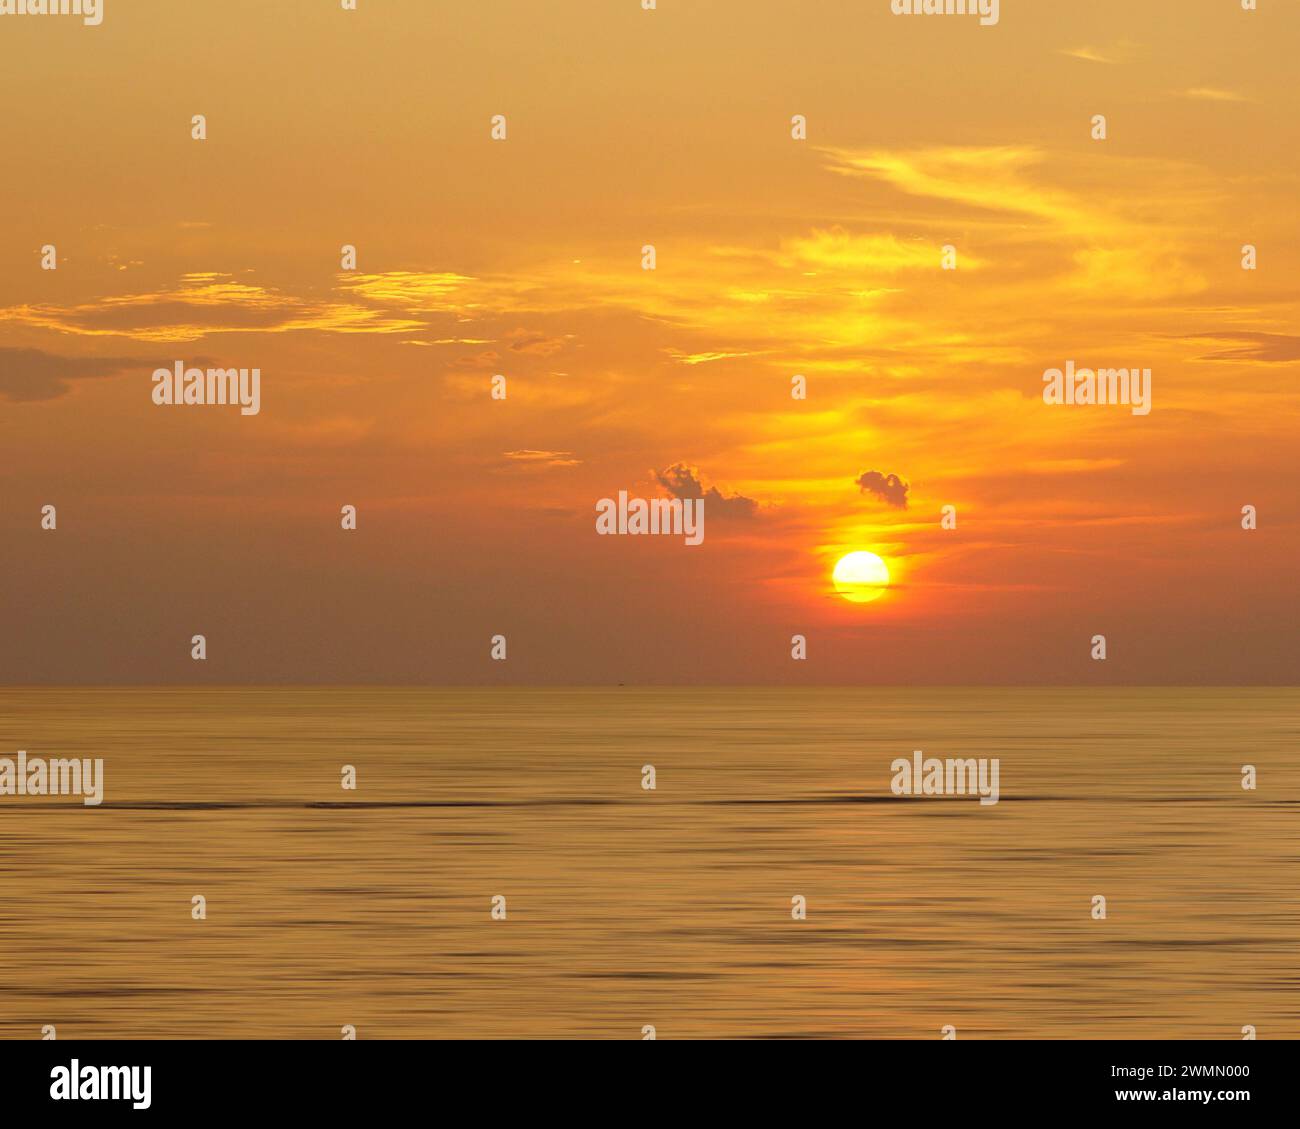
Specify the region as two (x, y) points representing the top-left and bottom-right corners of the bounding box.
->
(0, 687), (1296, 1039)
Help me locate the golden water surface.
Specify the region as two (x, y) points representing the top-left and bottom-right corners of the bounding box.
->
(0, 687), (1295, 1039)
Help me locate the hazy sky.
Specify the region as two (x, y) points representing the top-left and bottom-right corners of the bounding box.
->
(1, 1), (1296, 684)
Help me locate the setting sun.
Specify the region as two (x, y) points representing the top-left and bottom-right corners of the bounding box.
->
(832, 551), (891, 604)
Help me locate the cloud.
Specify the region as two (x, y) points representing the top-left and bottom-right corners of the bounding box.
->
(820, 145), (1088, 229)
(819, 145), (1218, 302)
(1057, 42), (1139, 65)
(664, 349), (757, 366)
(503, 328), (570, 356)
(855, 470), (909, 509)
(0, 347), (157, 402)
(0, 273), (426, 343)
(0, 143), (1216, 378)
(653, 462), (758, 520)
(1192, 333), (1300, 363)
(782, 227), (969, 272)
(1179, 88), (1250, 103)
(502, 450), (582, 468)
(336, 271), (475, 310)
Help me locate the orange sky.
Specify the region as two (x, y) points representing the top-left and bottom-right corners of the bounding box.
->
(1, 0), (1296, 684)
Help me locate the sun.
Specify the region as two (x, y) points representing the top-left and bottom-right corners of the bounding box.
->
(832, 551), (891, 604)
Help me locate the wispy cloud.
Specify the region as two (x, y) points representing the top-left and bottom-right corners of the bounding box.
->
(337, 271), (476, 310)
(503, 328), (571, 356)
(1057, 41), (1139, 65)
(0, 272), (425, 342)
(782, 228), (976, 272)
(1178, 87), (1251, 103)
(821, 146), (1092, 230)
(502, 450), (582, 468)
(665, 349), (757, 366)
(1190, 332), (1300, 363)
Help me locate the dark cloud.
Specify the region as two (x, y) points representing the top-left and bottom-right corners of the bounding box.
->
(1192, 333), (1300, 363)
(856, 469), (909, 508)
(653, 462), (758, 520)
(504, 328), (569, 356)
(458, 350), (501, 366)
(0, 348), (156, 402)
